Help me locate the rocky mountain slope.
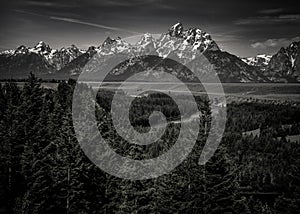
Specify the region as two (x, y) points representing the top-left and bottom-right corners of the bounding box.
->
(0, 23), (299, 82)
(241, 42), (300, 82)
(0, 41), (84, 79)
(242, 54), (271, 70)
(267, 41), (300, 82)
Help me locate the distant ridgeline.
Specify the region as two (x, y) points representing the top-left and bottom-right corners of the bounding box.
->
(0, 23), (300, 82)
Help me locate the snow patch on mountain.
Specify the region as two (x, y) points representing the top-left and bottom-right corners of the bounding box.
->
(0, 49), (14, 56)
(136, 33), (157, 54)
(0, 23), (299, 82)
(96, 37), (132, 56)
(167, 22), (219, 52)
(242, 54), (272, 67)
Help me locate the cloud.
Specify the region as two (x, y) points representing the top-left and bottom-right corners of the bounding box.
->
(13, 10), (141, 34)
(234, 14), (300, 25)
(213, 33), (241, 42)
(26, 1), (55, 7)
(100, 0), (157, 6)
(13, 9), (46, 17)
(50, 16), (141, 34)
(279, 14), (300, 20)
(259, 8), (283, 15)
(81, 0), (174, 9)
(251, 37), (300, 49)
(25, 0), (79, 8)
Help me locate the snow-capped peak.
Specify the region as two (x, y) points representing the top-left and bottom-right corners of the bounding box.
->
(135, 33), (157, 53)
(59, 44), (83, 54)
(31, 41), (52, 55)
(167, 23), (219, 52)
(168, 22), (184, 37)
(0, 49), (14, 56)
(102, 37), (117, 47)
(289, 41), (299, 49)
(96, 36), (132, 56)
(154, 22), (219, 59)
(275, 41), (300, 69)
(137, 33), (155, 45)
(14, 45), (29, 55)
(35, 41), (49, 48)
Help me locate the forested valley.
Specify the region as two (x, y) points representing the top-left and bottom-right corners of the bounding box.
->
(0, 74), (300, 213)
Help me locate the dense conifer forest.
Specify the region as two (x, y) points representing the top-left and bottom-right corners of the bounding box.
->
(0, 74), (299, 213)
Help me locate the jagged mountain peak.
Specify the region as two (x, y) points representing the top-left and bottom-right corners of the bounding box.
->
(87, 46), (96, 52)
(95, 36), (131, 56)
(168, 22), (184, 37)
(1, 29), (299, 82)
(137, 33), (154, 42)
(266, 40), (300, 82)
(34, 41), (51, 50)
(30, 41), (52, 56)
(277, 41), (300, 55)
(167, 22), (219, 52)
(101, 36), (128, 47)
(289, 41), (300, 49)
(60, 44), (80, 52)
(67, 44), (79, 50)
(16, 45), (28, 51)
(136, 33), (156, 52)
(14, 45), (29, 55)
(137, 33), (156, 44)
(34, 41), (49, 48)
(102, 37), (117, 47)
(0, 49), (14, 56)
(168, 23), (209, 39)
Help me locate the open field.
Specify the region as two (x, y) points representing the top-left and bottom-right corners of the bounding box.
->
(286, 135), (300, 143)
(2, 81), (300, 102)
(97, 82), (300, 102)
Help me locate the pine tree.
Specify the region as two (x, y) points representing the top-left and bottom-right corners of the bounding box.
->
(0, 82), (23, 213)
(201, 147), (238, 214)
(20, 73), (44, 184)
(19, 77), (56, 213)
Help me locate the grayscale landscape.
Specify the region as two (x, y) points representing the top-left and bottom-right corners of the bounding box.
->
(0, 0), (300, 213)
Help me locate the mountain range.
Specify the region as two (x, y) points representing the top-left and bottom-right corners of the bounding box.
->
(0, 23), (299, 82)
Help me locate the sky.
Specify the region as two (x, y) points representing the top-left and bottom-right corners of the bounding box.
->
(0, 0), (300, 57)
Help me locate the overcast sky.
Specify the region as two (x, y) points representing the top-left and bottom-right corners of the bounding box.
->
(0, 0), (300, 57)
